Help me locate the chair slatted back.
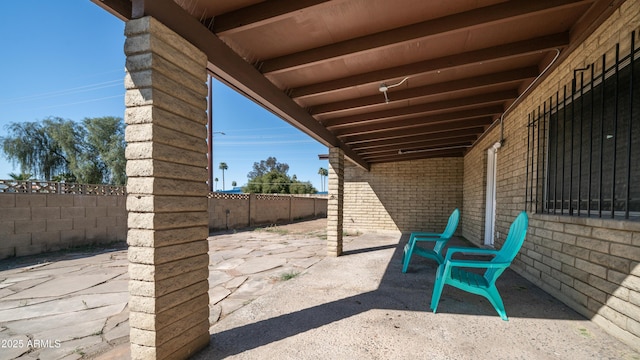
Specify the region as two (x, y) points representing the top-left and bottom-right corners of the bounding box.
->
(433, 208), (460, 253)
(484, 212), (528, 284)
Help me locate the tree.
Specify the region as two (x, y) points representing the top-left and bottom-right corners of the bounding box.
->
(0, 116), (126, 185)
(1, 119), (70, 181)
(214, 177), (219, 190)
(318, 167), (328, 192)
(8, 172), (32, 181)
(82, 117), (126, 185)
(247, 156), (289, 179)
(243, 157), (317, 194)
(290, 180), (316, 194)
(219, 162), (228, 190)
(231, 181), (237, 187)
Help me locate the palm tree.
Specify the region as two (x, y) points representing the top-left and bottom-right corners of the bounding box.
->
(219, 162), (228, 190)
(318, 167), (328, 192)
(8, 172), (32, 181)
(214, 177), (219, 191)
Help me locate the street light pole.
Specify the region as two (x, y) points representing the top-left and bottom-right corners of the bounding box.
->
(207, 75), (226, 192)
(208, 75), (214, 192)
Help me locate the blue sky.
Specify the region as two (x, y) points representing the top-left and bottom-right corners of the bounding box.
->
(0, 1), (329, 191)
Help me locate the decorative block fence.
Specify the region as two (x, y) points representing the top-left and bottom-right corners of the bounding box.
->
(208, 192), (327, 230)
(0, 180), (327, 259)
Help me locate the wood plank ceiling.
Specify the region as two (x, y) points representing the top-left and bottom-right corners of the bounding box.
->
(93, 0), (623, 170)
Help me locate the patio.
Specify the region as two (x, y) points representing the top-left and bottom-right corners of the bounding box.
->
(83, 0), (640, 356)
(1, 219), (637, 359)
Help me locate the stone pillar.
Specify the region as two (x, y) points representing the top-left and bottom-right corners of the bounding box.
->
(124, 17), (210, 359)
(327, 147), (344, 256)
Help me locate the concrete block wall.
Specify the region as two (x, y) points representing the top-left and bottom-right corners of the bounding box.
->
(462, 1), (640, 350)
(208, 194), (250, 230)
(0, 192), (326, 259)
(292, 196), (325, 220)
(208, 194), (327, 231)
(462, 142), (488, 245)
(343, 157), (463, 233)
(518, 215), (640, 348)
(327, 147), (344, 256)
(124, 16), (210, 359)
(0, 193), (126, 259)
(252, 194), (291, 225)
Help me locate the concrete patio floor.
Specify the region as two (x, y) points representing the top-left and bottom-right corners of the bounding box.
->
(1, 218), (639, 359)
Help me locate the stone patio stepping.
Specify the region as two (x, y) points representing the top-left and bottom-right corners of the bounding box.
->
(233, 257), (286, 275)
(3, 274), (117, 300)
(0, 219), (330, 360)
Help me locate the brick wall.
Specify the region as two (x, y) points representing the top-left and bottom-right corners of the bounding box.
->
(208, 193), (327, 230)
(0, 192), (326, 259)
(0, 193), (127, 259)
(462, 1), (640, 350)
(343, 158), (463, 233)
(517, 215), (640, 348)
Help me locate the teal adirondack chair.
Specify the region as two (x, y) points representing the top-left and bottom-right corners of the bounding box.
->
(402, 208), (460, 273)
(430, 211), (528, 321)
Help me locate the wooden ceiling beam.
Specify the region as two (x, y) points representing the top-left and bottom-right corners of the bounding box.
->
(260, 0), (587, 74)
(91, 0), (132, 21)
(342, 120), (492, 144)
(363, 142), (473, 160)
(312, 67), (536, 116)
(211, 0), (332, 35)
(365, 150), (466, 163)
(323, 90), (516, 128)
(359, 136), (477, 156)
(290, 32), (569, 99)
(129, 0), (370, 170)
(332, 105), (503, 136)
(352, 133), (479, 151)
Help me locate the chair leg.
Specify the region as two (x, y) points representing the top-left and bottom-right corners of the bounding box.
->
(485, 286), (508, 321)
(430, 264), (446, 312)
(402, 240), (414, 273)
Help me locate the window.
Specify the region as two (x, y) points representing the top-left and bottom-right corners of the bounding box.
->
(526, 32), (640, 220)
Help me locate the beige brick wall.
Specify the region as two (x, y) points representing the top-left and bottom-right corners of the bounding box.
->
(462, 1), (640, 350)
(209, 194), (250, 230)
(253, 194), (291, 225)
(0, 192), (326, 259)
(518, 215), (640, 349)
(124, 16), (211, 359)
(328, 147), (345, 256)
(343, 157), (463, 233)
(0, 193), (126, 259)
(208, 194), (327, 230)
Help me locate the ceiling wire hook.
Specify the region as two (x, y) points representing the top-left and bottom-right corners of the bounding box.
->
(379, 77), (409, 103)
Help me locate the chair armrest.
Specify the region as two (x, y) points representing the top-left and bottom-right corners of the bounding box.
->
(445, 247), (499, 260)
(445, 259), (511, 269)
(410, 232), (443, 241)
(411, 232), (441, 237)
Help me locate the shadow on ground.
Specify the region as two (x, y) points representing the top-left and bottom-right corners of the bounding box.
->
(196, 233), (638, 359)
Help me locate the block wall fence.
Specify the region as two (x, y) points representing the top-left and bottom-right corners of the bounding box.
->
(208, 193), (327, 230)
(0, 192), (327, 260)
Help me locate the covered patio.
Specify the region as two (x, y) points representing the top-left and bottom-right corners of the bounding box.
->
(197, 228), (636, 359)
(91, 0), (639, 358)
(1, 220), (637, 359)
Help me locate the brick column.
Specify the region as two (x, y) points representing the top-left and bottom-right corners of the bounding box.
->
(327, 147), (344, 256)
(124, 17), (210, 359)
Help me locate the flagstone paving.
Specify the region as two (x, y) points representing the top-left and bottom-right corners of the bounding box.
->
(5, 218), (638, 359)
(0, 219), (329, 359)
